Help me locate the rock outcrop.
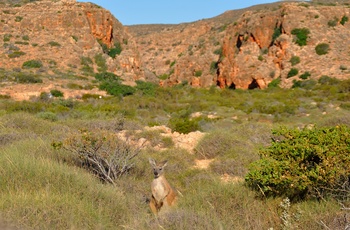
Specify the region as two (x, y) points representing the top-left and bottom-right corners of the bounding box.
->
(128, 1), (350, 89)
(0, 0), (142, 82)
(217, 2), (350, 89)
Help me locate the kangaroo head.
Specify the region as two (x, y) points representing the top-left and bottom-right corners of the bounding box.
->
(149, 158), (168, 179)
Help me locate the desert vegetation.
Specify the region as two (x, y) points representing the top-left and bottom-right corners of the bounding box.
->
(0, 71), (350, 229)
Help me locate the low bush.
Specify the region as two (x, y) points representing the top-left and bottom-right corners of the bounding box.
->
(99, 81), (135, 97)
(135, 80), (157, 96)
(15, 73), (42, 83)
(22, 60), (43, 69)
(315, 43), (330, 55)
(268, 78), (281, 88)
(50, 89), (64, 97)
(292, 79), (317, 89)
(340, 15), (349, 25)
(48, 41), (61, 47)
(290, 56), (300, 66)
(95, 72), (135, 97)
(291, 28), (310, 46)
(8, 51), (26, 58)
(299, 71), (311, 80)
(36, 111), (58, 122)
(59, 130), (141, 185)
(246, 126), (350, 200)
(328, 18), (338, 27)
(168, 117), (200, 134)
(287, 68), (299, 78)
(194, 70), (202, 77)
(94, 53), (107, 72)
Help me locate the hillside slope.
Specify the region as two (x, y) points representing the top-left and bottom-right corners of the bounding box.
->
(0, 0), (349, 95)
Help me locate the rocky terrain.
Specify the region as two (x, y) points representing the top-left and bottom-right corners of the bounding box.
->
(0, 0), (142, 83)
(128, 1), (350, 89)
(0, 0), (350, 94)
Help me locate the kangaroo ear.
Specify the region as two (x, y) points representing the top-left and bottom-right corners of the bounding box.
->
(162, 160), (168, 167)
(149, 158), (156, 166)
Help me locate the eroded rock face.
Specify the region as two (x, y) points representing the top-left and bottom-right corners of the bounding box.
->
(0, 0), (142, 81)
(217, 3), (350, 89)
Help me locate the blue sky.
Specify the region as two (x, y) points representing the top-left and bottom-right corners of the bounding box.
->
(77, 0), (281, 25)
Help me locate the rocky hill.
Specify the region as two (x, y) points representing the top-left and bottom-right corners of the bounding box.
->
(128, 1), (350, 89)
(0, 0), (142, 84)
(0, 0), (350, 94)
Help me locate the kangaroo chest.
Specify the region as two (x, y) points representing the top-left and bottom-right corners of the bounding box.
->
(151, 178), (168, 202)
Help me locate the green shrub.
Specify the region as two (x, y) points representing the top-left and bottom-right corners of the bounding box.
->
(287, 68), (299, 78)
(48, 41), (61, 47)
(315, 43), (330, 55)
(36, 111), (58, 122)
(340, 102), (350, 110)
(66, 82), (83, 89)
(210, 61), (218, 74)
(50, 89), (64, 97)
(246, 126), (350, 200)
(22, 35), (29, 41)
(15, 16), (23, 22)
(170, 60), (176, 67)
(290, 56), (300, 66)
(80, 56), (93, 74)
(135, 80), (157, 96)
(213, 47), (223, 55)
(81, 94), (102, 100)
(168, 118), (200, 134)
(318, 75), (340, 85)
(272, 27), (282, 41)
(22, 60), (43, 69)
(3, 34), (12, 42)
(158, 73), (169, 80)
(291, 28), (310, 46)
(268, 78), (281, 88)
(328, 18), (338, 27)
(94, 72), (128, 97)
(94, 53), (107, 72)
(340, 15), (349, 25)
(15, 73), (42, 83)
(299, 71), (311, 80)
(8, 51), (26, 58)
(15, 41), (29, 45)
(194, 70), (202, 77)
(292, 79), (317, 89)
(95, 72), (120, 82)
(108, 41), (122, 58)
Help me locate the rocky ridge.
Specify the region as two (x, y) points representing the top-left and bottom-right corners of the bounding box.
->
(0, 1), (350, 92)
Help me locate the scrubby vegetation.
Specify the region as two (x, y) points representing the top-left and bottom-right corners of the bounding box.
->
(1, 73), (350, 229)
(291, 28), (310, 46)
